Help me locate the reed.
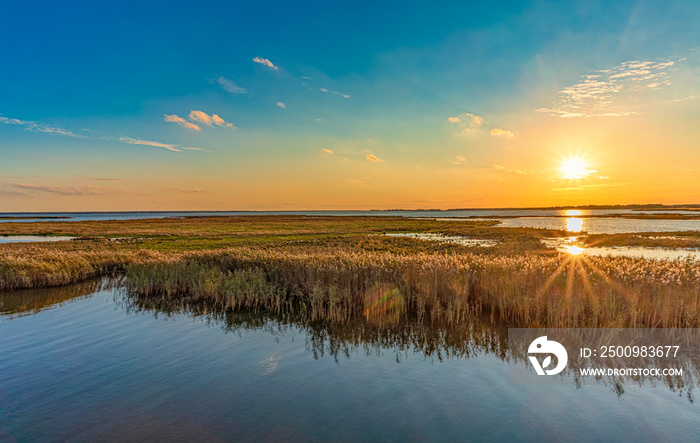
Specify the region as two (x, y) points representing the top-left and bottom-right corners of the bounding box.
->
(125, 248), (700, 329)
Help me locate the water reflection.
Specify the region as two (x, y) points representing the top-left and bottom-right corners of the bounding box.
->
(116, 288), (700, 399)
(2, 280), (699, 401)
(0, 278), (115, 318)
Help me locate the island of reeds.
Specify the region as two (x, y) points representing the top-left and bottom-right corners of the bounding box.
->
(1, 215), (699, 328)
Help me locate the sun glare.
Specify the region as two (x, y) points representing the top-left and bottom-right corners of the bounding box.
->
(561, 158), (593, 180)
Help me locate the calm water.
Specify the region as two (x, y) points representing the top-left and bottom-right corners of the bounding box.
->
(2, 210), (699, 235)
(1, 282), (699, 442)
(492, 217), (700, 234)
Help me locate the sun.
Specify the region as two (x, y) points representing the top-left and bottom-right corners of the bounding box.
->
(561, 157), (593, 180)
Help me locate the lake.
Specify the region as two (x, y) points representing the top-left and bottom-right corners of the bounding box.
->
(2, 281), (699, 441)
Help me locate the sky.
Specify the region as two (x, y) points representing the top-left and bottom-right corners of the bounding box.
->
(1, 0), (699, 211)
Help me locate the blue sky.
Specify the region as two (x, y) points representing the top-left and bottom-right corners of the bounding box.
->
(2, 0), (699, 210)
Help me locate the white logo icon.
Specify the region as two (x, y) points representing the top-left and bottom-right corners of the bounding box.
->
(528, 336), (568, 375)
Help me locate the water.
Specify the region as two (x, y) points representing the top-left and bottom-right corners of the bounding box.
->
(1, 283), (699, 441)
(492, 217), (700, 234)
(2, 210), (699, 235)
(0, 235), (76, 244)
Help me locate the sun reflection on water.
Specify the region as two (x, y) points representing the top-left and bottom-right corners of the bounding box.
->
(564, 245), (584, 255)
(566, 217), (584, 233)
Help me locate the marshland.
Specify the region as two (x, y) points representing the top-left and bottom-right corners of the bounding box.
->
(1, 214), (699, 328)
(3, 213), (700, 440)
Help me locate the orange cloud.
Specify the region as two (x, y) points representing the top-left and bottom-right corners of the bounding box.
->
(321, 148), (334, 154)
(164, 114), (200, 131)
(366, 154), (384, 163)
(189, 110), (236, 129)
(490, 128), (514, 137)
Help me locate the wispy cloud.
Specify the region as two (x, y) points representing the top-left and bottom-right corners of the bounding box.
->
(119, 137), (181, 152)
(180, 147), (212, 153)
(1, 115), (86, 138)
(188, 110), (236, 129)
(321, 148), (334, 155)
(451, 155), (466, 165)
(2, 114), (207, 154)
(176, 188), (207, 193)
(217, 76), (247, 94)
(277, 102), (286, 109)
(164, 114), (201, 131)
(320, 88), (351, 99)
(253, 56), (279, 70)
(73, 175), (125, 181)
(538, 57), (682, 118)
(490, 128), (514, 137)
(492, 165), (542, 175)
(10, 183), (124, 196)
(366, 154), (384, 163)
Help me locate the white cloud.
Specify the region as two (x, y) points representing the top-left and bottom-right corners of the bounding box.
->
(164, 114), (201, 131)
(1, 115), (85, 138)
(277, 102), (286, 109)
(253, 57), (279, 70)
(539, 56), (682, 118)
(320, 88), (351, 99)
(188, 110), (236, 129)
(119, 137), (181, 152)
(217, 76), (247, 94)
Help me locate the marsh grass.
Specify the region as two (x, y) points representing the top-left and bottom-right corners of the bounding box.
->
(125, 248), (700, 328)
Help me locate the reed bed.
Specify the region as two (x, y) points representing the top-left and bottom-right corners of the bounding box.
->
(125, 248), (700, 329)
(0, 242), (165, 291)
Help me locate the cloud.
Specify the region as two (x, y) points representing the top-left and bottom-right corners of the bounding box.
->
(448, 113), (484, 127)
(2, 114), (208, 154)
(366, 154), (384, 163)
(1, 115), (85, 138)
(451, 155), (466, 165)
(538, 57), (682, 118)
(320, 88), (351, 99)
(321, 148), (334, 154)
(180, 147), (212, 153)
(176, 188), (207, 193)
(164, 114), (201, 131)
(73, 175), (125, 181)
(119, 137), (181, 152)
(188, 110), (236, 129)
(277, 102), (286, 109)
(492, 165), (542, 175)
(217, 76), (247, 94)
(253, 57), (279, 70)
(490, 128), (514, 137)
(11, 183), (124, 196)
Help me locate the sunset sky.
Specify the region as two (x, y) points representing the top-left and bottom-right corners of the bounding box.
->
(2, 0), (699, 211)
